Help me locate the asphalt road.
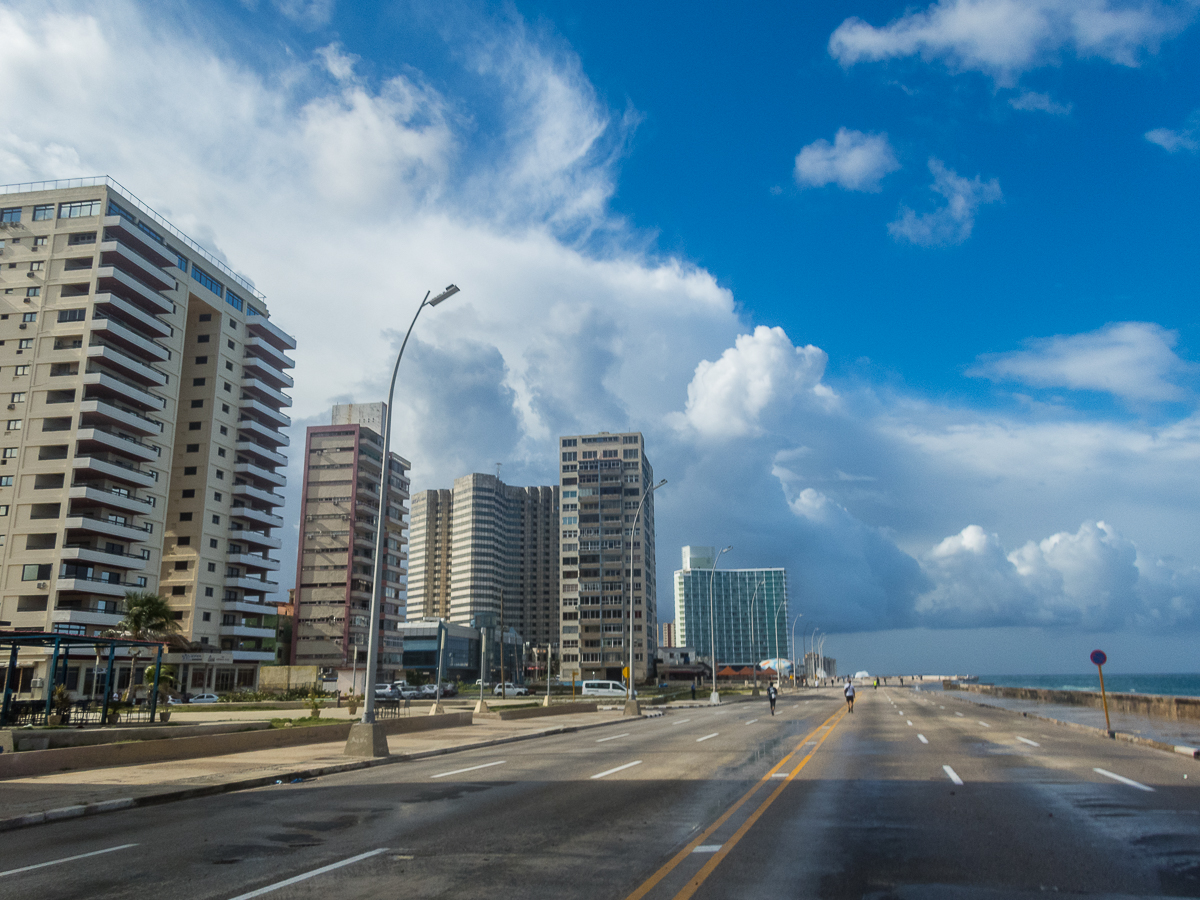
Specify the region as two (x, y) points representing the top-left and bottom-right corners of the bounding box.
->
(2, 688), (1197, 899)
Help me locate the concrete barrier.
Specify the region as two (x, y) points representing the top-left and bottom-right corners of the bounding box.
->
(0, 711), (472, 779)
(955, 684), (1200, 721)
(496, 702), (598, 721)
(3, 722), (269, 752)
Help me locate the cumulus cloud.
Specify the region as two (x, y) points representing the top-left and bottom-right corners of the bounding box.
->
(1008, 89), (1073, 114)
(888, 159), (1002, 246)
(829, 0), (1193, 85)
(672, 326), (832, 439)
(1145, 109), (1200, 152)
(968, 321), (1194, 402)
(793, 128), (901, 192)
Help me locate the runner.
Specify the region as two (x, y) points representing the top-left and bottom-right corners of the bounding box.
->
(844, 678), (855, 713)
(767, 681), (777, 716)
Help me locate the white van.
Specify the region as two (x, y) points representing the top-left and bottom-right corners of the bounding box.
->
(581, 680), (627, 697)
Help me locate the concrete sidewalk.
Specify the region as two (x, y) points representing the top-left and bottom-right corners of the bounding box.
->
(0, 709), (630, 832)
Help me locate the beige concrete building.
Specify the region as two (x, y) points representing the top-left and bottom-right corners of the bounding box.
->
(558, 431), (658, 685)
(0, 178), (294, 697)
(292, 405), (409, 691)
(407, 488), (451, 620)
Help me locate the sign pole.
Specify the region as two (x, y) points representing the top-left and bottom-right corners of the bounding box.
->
(1091, 649), (1112, 735)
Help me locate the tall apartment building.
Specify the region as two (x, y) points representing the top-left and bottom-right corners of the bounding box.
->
(292, 404), (410, 692)
(0, 178), (295, 695)
(660, 621), (676, 648)
(557, 432), (658, 685)
(674, 546), (789, 668)
(407, 489), (451, 619)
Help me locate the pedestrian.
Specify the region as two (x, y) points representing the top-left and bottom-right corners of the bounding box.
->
(873, 678), (878, 690)
(844, 679), (855, 713)
(767, 682), (777, 716)
(690, 679), (696, 701)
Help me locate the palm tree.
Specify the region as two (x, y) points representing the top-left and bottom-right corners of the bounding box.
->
(105, 591), (183, 702)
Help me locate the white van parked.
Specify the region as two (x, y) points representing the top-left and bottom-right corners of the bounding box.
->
(581, 680), (627, 697)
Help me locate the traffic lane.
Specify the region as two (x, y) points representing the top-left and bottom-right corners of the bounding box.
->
(1, 700), (842, 900)
(686, 691), (1174, 900)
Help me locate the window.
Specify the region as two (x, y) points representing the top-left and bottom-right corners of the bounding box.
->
(32, 205), (53, 221)
(22, 563), (52, 580)
(223, 381), (231, 392)
(13, 366), (28, 376)
(10, 393), (24, 403)
(215, 469), (224, 479)
(211, 514), (220, 524)
(209, 539), (218, 549)
(195, 356), (208, 364)
(5, 421), (20, 432)
(248, 305), (261, 316)
(185, 443), (199, 452)
(137, 220), (163, 243)
(188, 421), (202, 430)
(204, 587), (214, 597)
(58, 199), (102, 218)
(177, 536), (190, 546)
(18, 339), (32, 349)
(0, 505), (8, 516)
(172, 586), (186, 596)
(226, 290), (244, 312)
(197, 335), (210, 343)
(21, 312), (35, 323)
(0, 475), (12, 486)
(213, 491), (222, 501)
(216, 448), (226, 457)
(221, 404), (230, 413)
(183, 466), (197, 475)
(225, 361), (233, 370)
(191, 399), (203, 408)
(227, 340), (235, 350)
(198, 313), (212, 322)
(25, 287), (39, 297)
(202, 611), (212, 622)
(2, 448), (15, 458)
(562, 452), (577, 461)
(181, 489), (195, 498)
(57, 309), (86, 322)
(562, 438), (577, 447)
(68, 231), (96, 245)
(28, 261), (44, 272)
(207, 562), (217, 573)
(191, 266), (223, 297)
(179, 512), (193, 521)
(174, 561), (188, 571)
(0, 207), (20, 223)
(218, 425), (227, 435)
(175, 252), (188, 272)
(192, 377), (206, 386)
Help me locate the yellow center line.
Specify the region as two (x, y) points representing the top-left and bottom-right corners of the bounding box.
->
(622, 707), (845, 900)
(670, 706), (849, 900)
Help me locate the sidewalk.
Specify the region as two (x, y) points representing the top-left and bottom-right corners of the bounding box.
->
(0, 709), (629, 832)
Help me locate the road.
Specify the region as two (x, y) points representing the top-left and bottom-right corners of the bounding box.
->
(2, 688), (1197, 899)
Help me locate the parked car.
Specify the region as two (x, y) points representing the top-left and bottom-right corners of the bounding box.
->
(418, 683), (439, 698)
(581, 680), (627, 697)
(374, 685), (401, 700)
(493, 682), (529, 696)
(188, 693), (220, 704)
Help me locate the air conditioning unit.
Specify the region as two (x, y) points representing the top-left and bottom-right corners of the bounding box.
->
(26, 271), (35, 277)
(18, 323), (26, 329)
(31, 678), (44, 689)
(37, 581), (47, 589)
(6, 404), (14, 410)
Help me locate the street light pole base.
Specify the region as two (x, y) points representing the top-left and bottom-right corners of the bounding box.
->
(474, 699), (490, 714)
(344, 722), (390, 758)
(623, 698), (642, 716)
(751, 686), (760, 697)
(542, 694), (552, 707)
(709, 691), (721, 705)
(428, 702), (445, 715)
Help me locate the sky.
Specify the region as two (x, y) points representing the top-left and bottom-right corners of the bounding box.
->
(2, 0), (1199, 674)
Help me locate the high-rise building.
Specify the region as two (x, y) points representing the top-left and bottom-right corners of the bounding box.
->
(660, 621), (676, 648)
(407, 489), (452, 620)
(292, 404), (409, 691)
(674, 546), (788, 669)
(557, 431), (658, 684)
(0, 177), (295, 696)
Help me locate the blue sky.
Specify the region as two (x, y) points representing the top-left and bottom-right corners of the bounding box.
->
(3, 0), (1199, 673)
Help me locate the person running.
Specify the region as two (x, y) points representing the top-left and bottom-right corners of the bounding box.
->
(767, 682), (778, 716)
(844, 679), (855, 713)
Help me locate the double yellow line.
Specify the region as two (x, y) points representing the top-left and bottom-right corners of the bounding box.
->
(625, 705), (849, 900)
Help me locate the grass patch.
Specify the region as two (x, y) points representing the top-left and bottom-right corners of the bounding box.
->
(268, 716), (344, 728)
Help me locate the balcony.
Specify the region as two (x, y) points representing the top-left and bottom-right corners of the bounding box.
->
(219, 623), (276, 640)
(98, 239), (174, 292)
(231, 505), (284, 529)
(65, 515), (152, 543)
(79, 398), (162, 437)
(50, 607), (124, 628)
(229, 527), (283, 550)
(233, 482), (285, 508)
(86, 342), (167, 387)
(241, 352), (293, 389)
(93, 292), (170, 339)
(233, 461), (285, 489)
(56, 576), (142, 598)
(232, 649), (276, 663)
(72, 455), (157, 489)
(246, 314), (296, 351)
(223, 598), (279, 616)
(68, 484), (156, 515)
(241, 378), (292, 409)
(240, 398), (290, 429)
(60, 545), (148, 571)
(82, 371), (166, 411)
(225, 575), (278, 594)
(245, 336), (295, 371)
(234, 440), (286, 467)
(101, 216), (176, 270)
(237, 417), (288, 447)
(75, 426), (159, 463)
(89, 316), (169, 363)
(227, 552), (280, 572)
(95, 266), (172, 315)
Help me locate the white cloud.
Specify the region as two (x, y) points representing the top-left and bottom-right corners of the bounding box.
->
(888, 159), (1002, 246)
(793, 128), (901, 192)
(1008, 89), (1073, 114)
(672, 326), (832, 439)
(968, 321), (1193, 402)
(829, 0), (1193, 85)
(272, 0), (335, 29)
(1145, 110), (1200, 152)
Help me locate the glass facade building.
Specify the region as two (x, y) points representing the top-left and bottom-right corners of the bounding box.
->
(674, 546), (789, 667)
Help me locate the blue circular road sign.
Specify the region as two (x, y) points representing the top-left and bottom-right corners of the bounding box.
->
(1090, 649), (1107, 666)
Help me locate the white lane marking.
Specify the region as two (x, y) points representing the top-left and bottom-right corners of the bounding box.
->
(1017, 736), (1040, 747)
(0, 843), (139, 879)
(978, 721), (990, 727)
(591, 760), (643, 779)
(1093, 767), (1155, 792)
(693, 845), (722, 853)
(907, 720), (913, 726)
(918, 734), (929, 744)
(955, 712), (964, 717)
(771, 772), (788, 778)
(745, 719), (759, 725)
(228, 848), (388, 900)
(596, 732), (630, 743)
(940, 705), (945, 709)
(943, 765), (964, 785)
(697, 732), (719, 742)
(431, 760), (506, 779)
(671, 718), (691, 725)
(898, 711), (905, 716)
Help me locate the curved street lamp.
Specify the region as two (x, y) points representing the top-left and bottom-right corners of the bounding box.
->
(348, 284), (459, 758)
(625, 479), (667, 714)
(747, 578), (765, 696)
(708, 545), (732, 704)
(790, 613), (803, 688)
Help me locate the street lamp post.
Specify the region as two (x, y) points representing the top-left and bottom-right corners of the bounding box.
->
(769, 594), (785, 687)
(346, 284), (459, 758)
(809, 626), (820, 685)
(748, 578), (764, 697)
(708, 545), (732, 705)
(625, 479), (666, 716)
(790, 614), (802, 689)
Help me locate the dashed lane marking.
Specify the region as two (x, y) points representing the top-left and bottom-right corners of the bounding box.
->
(228, 849), (388, 900)
(744, 719), (758, 725)
(697, 733), (719, 743)
(918, 734), (928, 744)
(1093, 767), (1154, 792)
(907, 720), (913, 726)
(1016, 737), (1040, 747)
(978, 721), (990, 727)
(692, 845), (722, 853)
(431, 760), (505, 779)
(671, 718), (691, 725)
(943, 765), (964, 785)
(0, 844), (139, 879)
(597, 733), (630, 743)
(955, 712), (964, 717)
(592, 760), (643, 780)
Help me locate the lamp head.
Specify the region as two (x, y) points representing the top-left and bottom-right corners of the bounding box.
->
(429, 284), (460, 306)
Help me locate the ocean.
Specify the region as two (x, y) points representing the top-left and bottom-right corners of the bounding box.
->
(977, 673), (1200, 698)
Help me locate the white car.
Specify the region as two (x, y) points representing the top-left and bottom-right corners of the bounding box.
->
(581, 680), (627, 697)
(493, 682), (529, 696)
(187, 693), (220, 704)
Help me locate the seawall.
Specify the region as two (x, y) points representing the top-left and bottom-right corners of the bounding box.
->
(950, 683), (1200, 722)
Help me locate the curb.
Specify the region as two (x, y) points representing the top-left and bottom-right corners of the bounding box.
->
(950, 695), (1200, 761)
(0, 713), (639, 834)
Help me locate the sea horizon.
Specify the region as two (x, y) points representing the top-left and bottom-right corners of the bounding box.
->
(974, 673), (1200, 698)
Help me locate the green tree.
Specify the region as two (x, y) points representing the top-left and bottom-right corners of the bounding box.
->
(105, 592), (183, 701)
